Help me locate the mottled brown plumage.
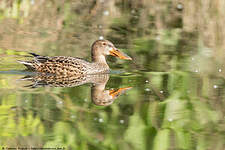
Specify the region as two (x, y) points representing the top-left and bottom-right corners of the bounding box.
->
(18, 40), (132, 75)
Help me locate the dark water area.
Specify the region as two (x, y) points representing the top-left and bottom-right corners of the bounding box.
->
(0, 0), (224, 150)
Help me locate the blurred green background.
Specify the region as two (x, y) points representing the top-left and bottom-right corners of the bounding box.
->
(0, 0), (224, 150)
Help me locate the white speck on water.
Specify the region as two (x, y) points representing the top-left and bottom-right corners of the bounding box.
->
(99, 118), (104, 123)
(84, 98), (88, 102)
(131, 9), (135, 14)
(213, 85), (218, 89)
(58, 101), (63, 105)
(119, 120), (124, 124)
(177, 3), (183, 10)
(103, 10), (109, 16)
(71, 115), (76, 119)
(30, 0), (35, 5)
(194, 69), (199, 73)
(191, 57), (195, 61)
(160, 90), (164, 94)
(218, 69), (222, 72)
(25, 99), (28, 103)
(98, 25), (102, 29)
(145, 80), (149, 83)
(156, 36), (160, 41)
(145, 88), (150, 92)
(168, 118), (173, 122)
(99, 36), (104, 40)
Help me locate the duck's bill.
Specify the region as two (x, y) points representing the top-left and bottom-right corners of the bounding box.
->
(109, 49), (132, 60)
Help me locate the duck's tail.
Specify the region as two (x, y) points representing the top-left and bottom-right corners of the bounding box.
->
(17, 60), (36, 70)
(29, 52), (40, 57)
(17, 53), (40, 70)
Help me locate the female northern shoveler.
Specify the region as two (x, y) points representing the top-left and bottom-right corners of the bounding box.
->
(18, 40), (132, 75)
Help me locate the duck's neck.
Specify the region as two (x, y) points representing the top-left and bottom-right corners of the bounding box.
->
(91, 51), (109, 69)
(92, 54), (107, 64)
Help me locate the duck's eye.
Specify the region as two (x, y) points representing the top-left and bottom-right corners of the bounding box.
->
(103, 43), (106, 46)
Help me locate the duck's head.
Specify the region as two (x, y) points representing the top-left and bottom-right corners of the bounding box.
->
(91, 40), (132, 63)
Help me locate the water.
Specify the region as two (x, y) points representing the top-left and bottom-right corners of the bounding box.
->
(0, 1), (225, 150)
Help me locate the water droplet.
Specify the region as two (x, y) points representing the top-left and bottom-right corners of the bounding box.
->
(131, 9), (135, 14)
(177, 3), (183, 10)
(99, 36), (104, 40)
(98, 25), (102, 29)
(160, 90), (163, 93)
(30, 0), (35, 5)
(218, 69), (222, 72)
(99, 118), (104, 123)
(194, 69), (199, 73)
(58, 101), (63, 105)
(119, 120), (124, 124)
(145, 80), (149, 83)
(145, 88), (150, 92)
(156, 36), (160, 41)
(71, 115), (76, 119)
(168, 118), (173, 122)
(103, 10), (109, 16)
(213, 85), (218, 89)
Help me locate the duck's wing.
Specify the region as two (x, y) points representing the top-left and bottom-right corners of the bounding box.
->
(18, 53), (90, 75)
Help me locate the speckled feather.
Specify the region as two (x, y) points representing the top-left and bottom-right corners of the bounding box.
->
(19, 54), (106, 75)
(31, 55), (90, 75)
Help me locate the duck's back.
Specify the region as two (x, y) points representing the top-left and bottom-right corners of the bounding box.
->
(19, 54), (90, 75)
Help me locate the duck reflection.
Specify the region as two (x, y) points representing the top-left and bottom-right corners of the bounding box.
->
(21, 73), (132, 106)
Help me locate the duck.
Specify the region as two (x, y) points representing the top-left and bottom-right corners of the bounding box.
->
(18, 40), (132, 76)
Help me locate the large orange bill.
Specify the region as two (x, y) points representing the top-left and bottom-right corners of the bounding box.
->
(109, 48), (132, 60)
